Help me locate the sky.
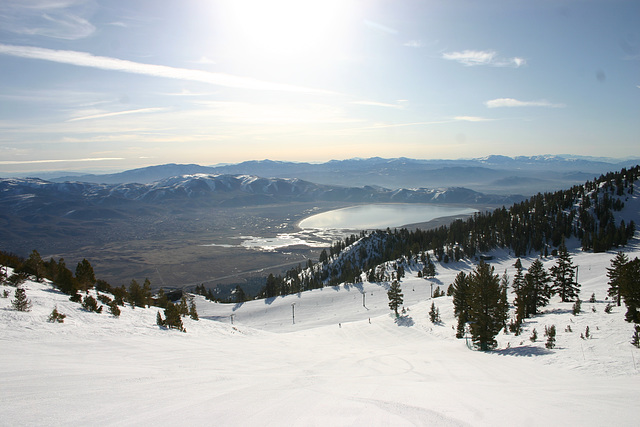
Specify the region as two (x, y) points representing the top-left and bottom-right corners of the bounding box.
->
(0, 0), (638, 174)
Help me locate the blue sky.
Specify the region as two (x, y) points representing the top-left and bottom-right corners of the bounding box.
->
(0, 0), (638, 173)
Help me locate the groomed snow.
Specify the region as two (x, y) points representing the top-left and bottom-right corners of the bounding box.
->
(2, 243), (639, 426)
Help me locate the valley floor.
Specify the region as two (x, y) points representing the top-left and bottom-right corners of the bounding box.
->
(1, 245), (639, 426)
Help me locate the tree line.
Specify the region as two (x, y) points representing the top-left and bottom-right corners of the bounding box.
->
(256, 166), (638, 298)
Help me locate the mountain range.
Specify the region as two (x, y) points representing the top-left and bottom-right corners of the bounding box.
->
(46, 155), (640, 195)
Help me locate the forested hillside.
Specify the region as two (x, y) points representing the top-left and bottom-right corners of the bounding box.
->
(260, 166), (639, 298)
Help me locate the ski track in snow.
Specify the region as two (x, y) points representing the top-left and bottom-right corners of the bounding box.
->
(2, 243), (640, 426)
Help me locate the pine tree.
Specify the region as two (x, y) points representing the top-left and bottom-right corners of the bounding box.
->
(75, 258), (96, 291)
(48, 306), (66, 323)
(11, 287), (32, 312)
(523, 259), (551, 316)
(607, 252), (629, 306)
(54, 258), (79, 296)
(467, 262), (508, 351)
(155, 288), (169, 309)
(631, 324), (640, 349)
(572, 298), (582, 315)
(179, 295), (189, 316)
(619, 257), (640, 323)
(545, 325), (556, 349)
(82, 295), (103, 313)
(429, 301), (441, 324)
(142, 278), (153, 307)
(189, 300), (199, 320)
(108, 301), (121, 317)
(21, 250), (45, 282)
(235, 285), (247, 303)
(550, 239), (580, 302)
(163, 302), (184, 332)
(387, 280), (403, 317)
(156, 310), (165, 327)
(452, 272), (470, 338)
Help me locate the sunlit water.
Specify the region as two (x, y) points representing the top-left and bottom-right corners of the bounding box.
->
(299, 203), (477, 230)
(201, 204), (476, 251)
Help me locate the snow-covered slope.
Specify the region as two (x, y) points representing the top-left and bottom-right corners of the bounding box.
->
(2, 241), (639, 426)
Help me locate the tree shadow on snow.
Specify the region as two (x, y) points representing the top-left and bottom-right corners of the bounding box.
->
(493, 345), (553, 357)
(394, 315), (414, 327)
(232, 302), (244, 311)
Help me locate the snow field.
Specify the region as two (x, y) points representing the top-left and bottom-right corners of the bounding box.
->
(1, 242), (639, 426)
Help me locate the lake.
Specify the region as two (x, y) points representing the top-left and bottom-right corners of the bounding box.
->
(298, 203), (477, 230)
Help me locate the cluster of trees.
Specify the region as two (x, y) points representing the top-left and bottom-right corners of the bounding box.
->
(606, 252), (640, 323)
(255, 166), (638, 299)
(452, 262), (509, 351)
(452, 240), (582, 350)
(511, 239), (580, 326)
(0, 249), (198, 331)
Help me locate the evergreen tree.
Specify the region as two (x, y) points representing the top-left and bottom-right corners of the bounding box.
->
(545, 325), (556, 349)
(108, 301), (121, 317)
(572, 298), (582, 315)
(179, 295), (189, 316)
(155, 288), (169, 308)
(467, 262), (508, 351)
(550, 239), (580, 302)
(607, 252), (629, 306)
(235, 285), (247, 303)
(54, 259), (79, 296)
(75, 258), (96, 291)
(189, 300), (199, 320)
(48, 306), (66, 323)
(428, 301), (441, 324)
(128, 279), (141, 308)
(20, 250), (45, 282)
(264, 273), (279, 298)
(142, 278), (153, 307)
(619, 257), (640, 323)
(82, 295), (103, 313)
(452, 272), (470, 338)
(128, 279), (152, 308)
(163, 302), (185, 332)
(523, 259), (551, 316)
(11, 287), (32, 312)
(632, 324), (640, 349)
(387, 280), (403, 317)
(156, 310), (165, 327)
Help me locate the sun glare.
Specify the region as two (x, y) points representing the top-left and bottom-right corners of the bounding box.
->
(221, 0), (353, 59)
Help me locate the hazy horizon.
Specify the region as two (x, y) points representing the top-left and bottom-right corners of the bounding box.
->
(1, 1), (638, 174)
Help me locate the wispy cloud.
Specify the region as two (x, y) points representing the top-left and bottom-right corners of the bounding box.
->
(67, 107), (168, 122)
(442, 50), (525, 67)
(454, 116), (492, 122)
(364, 20), (397, 35)
(0, 0), (95, 40)
(0, 44), (335, 94)
(351, 100), (404, 109)
(485, 98), (565, 108)
(403, 40), (423, 48)
(0, 157), (124, 165)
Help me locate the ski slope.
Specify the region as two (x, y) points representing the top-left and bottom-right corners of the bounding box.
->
(1, 244), (639, 426)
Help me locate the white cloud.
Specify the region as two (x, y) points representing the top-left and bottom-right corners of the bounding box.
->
(0, 0), (95, 40)
(351, 100), (404, 109)
(67, 107), (168, 122)
(364, 20), (397, 35)
(454, 116), (492, 122)
(0, 44), (335, 94)
(442, 50), (525, 67)
(485, 98), (565, 108)
(403, 40), (423, 48)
